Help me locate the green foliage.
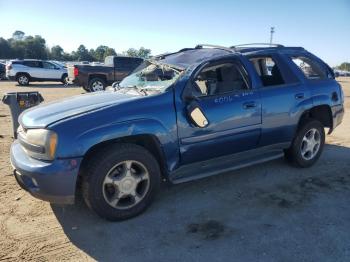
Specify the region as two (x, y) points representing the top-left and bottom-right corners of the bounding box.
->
(50, 45), (64, 60)
(0, 30), (152, 62)
(0, 37), (13, 59)
(104, 47), (117, 59)
(94, 45), (108, 61)
(337, 62), (350, 71)
(75, 44), (94, 61)
(123, 47), (151, 58)
(22, 35), (47, 59)
(12, 30), (25, 41)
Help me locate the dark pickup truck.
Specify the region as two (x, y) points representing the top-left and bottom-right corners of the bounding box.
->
(68, 56), (143, 92)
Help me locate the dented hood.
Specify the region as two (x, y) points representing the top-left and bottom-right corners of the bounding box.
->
(19, 91), (140, 128)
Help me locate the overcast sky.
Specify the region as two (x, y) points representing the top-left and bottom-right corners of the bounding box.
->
(0, 0), (349, 66)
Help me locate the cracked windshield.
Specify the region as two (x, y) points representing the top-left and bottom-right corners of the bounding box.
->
(118, 61), (182, 94)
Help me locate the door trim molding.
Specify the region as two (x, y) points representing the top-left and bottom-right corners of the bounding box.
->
(180, 124), (261, 144)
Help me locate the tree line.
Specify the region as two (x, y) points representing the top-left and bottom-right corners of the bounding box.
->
(336, 62), (350, 72)
(0, 30), (152, 62)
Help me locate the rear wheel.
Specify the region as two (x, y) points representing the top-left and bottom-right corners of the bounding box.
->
(88, 78), (106, 92)
(82, 144), (161, 221)
(17, 73), (30, 86)
(285, 119), (325, 167)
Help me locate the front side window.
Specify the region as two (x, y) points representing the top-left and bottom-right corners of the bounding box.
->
(43, 62), (56, 69)
(291, 56), (327, 80)
(249, 57), (285, 87)
(193, 62), (249, 97)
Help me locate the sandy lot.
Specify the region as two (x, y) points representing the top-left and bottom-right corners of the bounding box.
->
(0, 79), (349, 261)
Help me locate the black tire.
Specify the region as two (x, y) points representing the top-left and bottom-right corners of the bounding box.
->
(16, 73), (30, 86)
(82, 143), (161, 221)
(88, 78), (106, 92)
(285, 119), (325, 168)
(82, 85), (90, 92)
(61, 73), (68, 85)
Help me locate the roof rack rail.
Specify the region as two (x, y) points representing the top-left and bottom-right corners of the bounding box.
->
(195, 44), (235, 53)
(230, 43), (284, 50)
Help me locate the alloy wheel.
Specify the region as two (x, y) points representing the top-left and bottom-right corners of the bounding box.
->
(18, 76), (28, 85)
(91, 81), (104, 91)
(102, 160), (150, 210)
(300, 128), (321, 160)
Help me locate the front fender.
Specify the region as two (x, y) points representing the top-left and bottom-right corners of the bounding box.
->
(55, 118), (179, 172)
(75, 118), (174, 155)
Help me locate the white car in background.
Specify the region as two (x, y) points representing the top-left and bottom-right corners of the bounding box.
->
(6, 59), (68, 86)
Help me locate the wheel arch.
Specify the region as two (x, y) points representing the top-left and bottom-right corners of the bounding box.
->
(297, 104), (333, 133)
(77, 134), (169, 188)
(88, 74), (107, 83)
(15, 72), (31, 80)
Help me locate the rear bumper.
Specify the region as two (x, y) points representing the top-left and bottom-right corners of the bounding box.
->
(10, 141), (82, 204)
(6, 75), (16, 81)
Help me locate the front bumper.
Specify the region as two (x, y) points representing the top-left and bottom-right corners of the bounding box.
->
(10, 141), (82, 204)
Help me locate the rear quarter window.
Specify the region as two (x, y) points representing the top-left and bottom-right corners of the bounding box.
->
(23, 61), (42, 68)
(291, 56), (328, 80)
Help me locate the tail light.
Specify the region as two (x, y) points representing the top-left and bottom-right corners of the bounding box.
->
(6, 64), (12, 70)
(73, 67), (79, 77)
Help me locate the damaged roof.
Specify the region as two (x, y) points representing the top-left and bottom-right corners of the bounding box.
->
(159, 48), (235, 69)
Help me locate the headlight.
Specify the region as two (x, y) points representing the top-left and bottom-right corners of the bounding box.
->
(18, 128), (58, 161)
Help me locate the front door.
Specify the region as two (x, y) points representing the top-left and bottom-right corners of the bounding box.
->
(42, 61), (62, 79)
(176, 58), (262, 164)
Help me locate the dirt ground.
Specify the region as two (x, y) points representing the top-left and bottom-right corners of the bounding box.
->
(0, 79), (349, 261)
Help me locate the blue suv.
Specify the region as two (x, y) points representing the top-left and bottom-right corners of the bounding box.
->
(10, 44), (344, 220)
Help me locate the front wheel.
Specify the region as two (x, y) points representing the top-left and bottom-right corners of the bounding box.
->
(285, 119), (325, 167)
(82, 144), (161, 221)
(61, 73), (68, 85)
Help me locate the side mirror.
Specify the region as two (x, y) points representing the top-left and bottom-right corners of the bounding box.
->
(187, 103), (209, 128)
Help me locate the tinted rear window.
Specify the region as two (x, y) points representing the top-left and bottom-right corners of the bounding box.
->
(23, 61), (42, 68)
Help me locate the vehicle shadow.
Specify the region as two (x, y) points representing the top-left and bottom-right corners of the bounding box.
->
(51, 144), (350, 261)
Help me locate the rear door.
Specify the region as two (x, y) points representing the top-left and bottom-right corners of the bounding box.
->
(22, 61), (44, 78)
(248, 54), (309, 146)
(176, 57), (262, 164)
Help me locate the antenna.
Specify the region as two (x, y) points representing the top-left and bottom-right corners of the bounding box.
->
(270, 27), (275, 46)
